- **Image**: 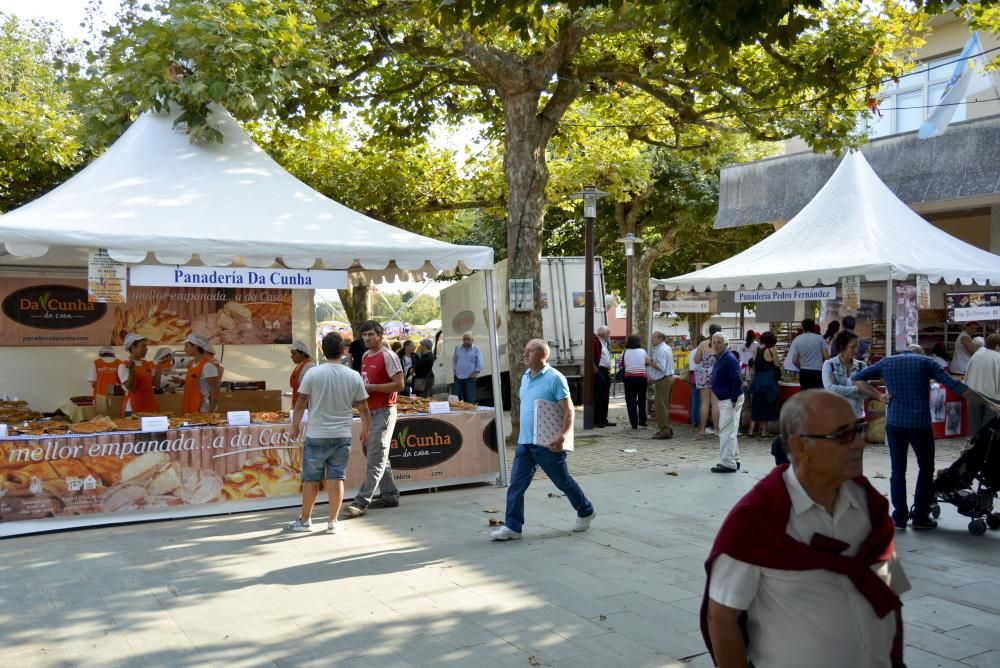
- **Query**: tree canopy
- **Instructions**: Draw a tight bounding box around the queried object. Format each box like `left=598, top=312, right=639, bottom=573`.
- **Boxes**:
left=0, top=14, right=86, bottom=212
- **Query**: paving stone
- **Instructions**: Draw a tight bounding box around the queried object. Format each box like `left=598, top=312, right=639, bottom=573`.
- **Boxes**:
left=903, top=627, right=989, bottom=661
left=0, top=407, right=989, bottom=666
left=902, top=646, right=975, bottom=668
left=945, top=624, right=1000, bottom=650
left=960, top=649, right=1000, bottom=667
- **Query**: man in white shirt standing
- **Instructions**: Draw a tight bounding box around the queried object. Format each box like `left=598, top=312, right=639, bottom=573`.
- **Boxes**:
left=648, top=331, right=675, bottom=439
left=703, top=390, right=909, bottom=668
left=288, top=332, right=370, bottom=534
left=950, top=321, right=979, bottom=375
left=593, top=326, right=614, bottom=427
left=788, top=318, right=828, bottom=389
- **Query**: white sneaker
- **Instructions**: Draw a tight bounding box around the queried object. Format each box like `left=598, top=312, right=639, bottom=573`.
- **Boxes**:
left=705, top=427, right=716, bottom=435
left=573, top=511, right=596, bottom=533
left=288, top=517, right=312, bottom=532
left=326, top=521, right=342, bottom=535
left=490, top=525, right=522, bottom=541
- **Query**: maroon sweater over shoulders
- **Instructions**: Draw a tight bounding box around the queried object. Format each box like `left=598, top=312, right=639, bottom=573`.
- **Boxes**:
left=699, top=464, right=900, bottom=663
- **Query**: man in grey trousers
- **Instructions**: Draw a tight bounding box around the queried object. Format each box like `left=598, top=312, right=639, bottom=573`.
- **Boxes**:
left=343, top=320, right=404, bottom=517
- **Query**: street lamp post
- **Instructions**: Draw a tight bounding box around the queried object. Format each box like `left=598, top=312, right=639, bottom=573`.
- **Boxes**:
left=617, top=233, right=640, bottom=338
left=571, top=185, right=607, bottom=430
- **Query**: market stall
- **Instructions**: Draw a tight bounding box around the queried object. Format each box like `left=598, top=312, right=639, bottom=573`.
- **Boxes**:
left=0, top=105, right=505, bottom=535
left=0, top=400, right=499, bottom=537
left=656, top=152, right=1000, bottom=432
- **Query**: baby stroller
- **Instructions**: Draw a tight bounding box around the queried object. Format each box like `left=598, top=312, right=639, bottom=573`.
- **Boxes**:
left=930, top=416, right=1000, bottom=535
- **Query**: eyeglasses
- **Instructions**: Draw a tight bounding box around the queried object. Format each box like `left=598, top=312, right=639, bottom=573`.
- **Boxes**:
left=798, top=418, right=868, bottom=445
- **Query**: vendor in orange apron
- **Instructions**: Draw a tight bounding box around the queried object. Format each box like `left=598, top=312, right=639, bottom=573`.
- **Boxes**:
left=288, top=339, right=316, bottom=406
left=118, top=334, right=161, bottom=415
left=182, top=333, right=220, bottom=414
left=89, top=346, right=122, bottom=399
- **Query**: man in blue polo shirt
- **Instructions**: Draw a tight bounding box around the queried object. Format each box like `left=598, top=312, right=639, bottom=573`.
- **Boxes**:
left=853, top=350, right=1000, bottom=530
left=491, top=339, right=596, bottom=541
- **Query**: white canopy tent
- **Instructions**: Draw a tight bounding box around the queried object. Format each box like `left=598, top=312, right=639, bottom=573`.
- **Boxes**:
left=0, top=105, right=507, bottom=481
left=0, top=106, right=493, bottom=278
left=656, top=151, right=1000, bottom=354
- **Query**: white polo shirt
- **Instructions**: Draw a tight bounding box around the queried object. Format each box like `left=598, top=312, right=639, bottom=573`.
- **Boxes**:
left=709, top=467, right=910, bottom=668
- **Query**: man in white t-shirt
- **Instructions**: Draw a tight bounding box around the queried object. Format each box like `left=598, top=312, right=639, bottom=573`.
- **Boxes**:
left=950, top=321, right=979, bottom=375
left=648, top=331, right=675, bottom=439
left=288, top=332, right=370, bottom=534
left=788, top=318, right=828, bottom=390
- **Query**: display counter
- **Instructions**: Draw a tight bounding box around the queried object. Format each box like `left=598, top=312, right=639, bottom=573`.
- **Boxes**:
left=0, top=408, right=499, bottom=536
left=95, top=389, right=282, bottom=418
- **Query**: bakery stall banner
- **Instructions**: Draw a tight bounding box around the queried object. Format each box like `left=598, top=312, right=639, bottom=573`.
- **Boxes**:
left=0, top=411, right=498, bottom=530
left=652, top=288, right=714, bottom=314
left=129, top=266, right=347, bottom=290
left=946, top=291, right=1000, bottom=322
left=0, top=277, right=292, bottom=347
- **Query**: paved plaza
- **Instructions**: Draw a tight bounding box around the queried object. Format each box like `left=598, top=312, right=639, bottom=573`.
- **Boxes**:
left=1, top=399, right=999, bottom=667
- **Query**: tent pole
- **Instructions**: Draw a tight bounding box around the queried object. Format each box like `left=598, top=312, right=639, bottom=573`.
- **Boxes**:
left=484, top=268, right=509, bottom=487
left=885, top=272, right=894, bottom=357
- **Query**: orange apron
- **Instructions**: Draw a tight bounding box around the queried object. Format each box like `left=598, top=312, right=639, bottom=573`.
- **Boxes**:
left=182, top=358, right=210, bottom=414
left=289, top=360, right=312, bottom=406
left=125, top=360, right=159, bottom=414
left=93, top=358, right=122, bottom=398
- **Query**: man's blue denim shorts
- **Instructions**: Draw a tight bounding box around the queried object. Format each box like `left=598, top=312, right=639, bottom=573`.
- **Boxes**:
left=302, top=437, right=352, bottom=482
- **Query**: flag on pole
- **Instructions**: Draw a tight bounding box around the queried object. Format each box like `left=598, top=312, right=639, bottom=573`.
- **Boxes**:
left=918, top=33, right=994, bottom=139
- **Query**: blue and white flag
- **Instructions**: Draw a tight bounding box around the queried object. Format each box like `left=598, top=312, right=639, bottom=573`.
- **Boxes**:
left=918, top=33, right=993, bottom=139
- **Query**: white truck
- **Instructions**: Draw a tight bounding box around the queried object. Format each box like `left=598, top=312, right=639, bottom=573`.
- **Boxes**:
left=435, top=256, right=607, bottom=407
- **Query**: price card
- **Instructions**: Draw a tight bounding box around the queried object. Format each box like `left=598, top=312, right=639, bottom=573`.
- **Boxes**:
left=140, top=416, right=170, bottom=432
left=428, top=401, right=451, bottom=414
left=227, top=411, right=251, bottom=426
left=0, top=424, right=8, bottom=438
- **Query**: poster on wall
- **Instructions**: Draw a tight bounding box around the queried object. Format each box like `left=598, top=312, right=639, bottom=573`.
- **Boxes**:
left=87, top=249, right=127, bottom=304
left=946, top=292, right=1000, bottom=322
left=0, top=278, right=292, bottom=347
left=930, top=385, right=945, bottom=423
left=841, top=276, right=861, bottom=312
left=895, top=284, right=918, bottom=349
left=821, top=299, right=884, bottom=350
left=945, top=402, right=963, bottom=436
left=916, top=276, right=931, bottom=310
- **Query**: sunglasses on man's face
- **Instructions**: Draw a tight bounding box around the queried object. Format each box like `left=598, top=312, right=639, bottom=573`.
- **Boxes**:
left=799, top=418, right=868, bottom=445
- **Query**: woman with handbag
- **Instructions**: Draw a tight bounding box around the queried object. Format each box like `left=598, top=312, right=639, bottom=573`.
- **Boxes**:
left=618, top=334, right=650, bottom=429
left=412, top=338, right=436, bottom=397
left=400, top=340, right=416, bottom=395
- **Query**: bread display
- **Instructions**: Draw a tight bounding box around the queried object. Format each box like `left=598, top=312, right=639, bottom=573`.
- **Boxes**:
left=0, top=399, right=43, bottom=425
left=99, top=451, right=223, bottom=512
left=393, top=396, right=479, bottom=414
left=251, top=411, right=289, bottom=424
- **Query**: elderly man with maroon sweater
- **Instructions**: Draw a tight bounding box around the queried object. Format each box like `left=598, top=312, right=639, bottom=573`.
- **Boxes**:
left=702, top=390, right=910, bottom=668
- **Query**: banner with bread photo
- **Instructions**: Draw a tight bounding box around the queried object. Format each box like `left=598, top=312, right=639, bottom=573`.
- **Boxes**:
left=0, top=278, right=292, bottom=347
left=1, top=411, right=501, bottom=531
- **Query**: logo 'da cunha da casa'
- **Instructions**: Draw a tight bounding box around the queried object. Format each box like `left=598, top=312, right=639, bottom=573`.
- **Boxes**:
left=2, top=284, right=107, bottom=329
left=382, top=419, right=463, bottom=469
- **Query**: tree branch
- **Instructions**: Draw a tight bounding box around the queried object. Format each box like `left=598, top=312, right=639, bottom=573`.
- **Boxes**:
left=416, top=198, right=505, bottom=213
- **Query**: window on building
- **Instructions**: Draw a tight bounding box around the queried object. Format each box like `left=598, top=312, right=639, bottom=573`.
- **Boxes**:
left=862, top=52, right=968, bottom=138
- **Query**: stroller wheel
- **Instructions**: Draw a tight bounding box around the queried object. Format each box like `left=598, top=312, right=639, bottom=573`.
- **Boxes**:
left=969, top=519, right=988, bottom=536
left=930, top=503, right=941, bottom=519
left=988, top=514, right=1000, bottom=531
